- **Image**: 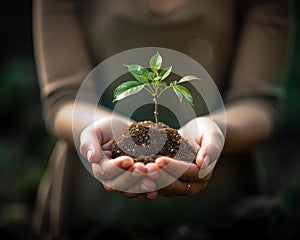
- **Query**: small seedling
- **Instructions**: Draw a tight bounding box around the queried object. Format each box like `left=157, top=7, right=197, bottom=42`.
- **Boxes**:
left=112, top=51, right=199, bottom=163
left=113, top=51, right=200, bottom=124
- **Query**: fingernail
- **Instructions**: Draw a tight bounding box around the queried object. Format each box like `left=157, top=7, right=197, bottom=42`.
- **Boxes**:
left=87, top=149, right=93, bottom=161
left=199, top=159, right=217, bottom=179
left=198, top=167, right=211, bottom=178
left=122, top=159, right=132, bottom=168
left=203, top=155, right=211, bottom=168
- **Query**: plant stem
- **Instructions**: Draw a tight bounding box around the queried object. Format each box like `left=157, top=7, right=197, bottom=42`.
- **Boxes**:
left=154, top=96, right=159, bottom=124
left=157, top=85, right=171, bottom=98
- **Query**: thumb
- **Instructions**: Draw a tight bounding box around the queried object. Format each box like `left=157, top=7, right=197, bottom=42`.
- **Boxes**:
left=195, top=129, right=224, bottom=178
left=80, top=126, right=103, bottom=163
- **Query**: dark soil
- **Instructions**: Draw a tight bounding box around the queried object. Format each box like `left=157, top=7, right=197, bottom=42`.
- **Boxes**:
left=112, top=121, right=196, bottom=164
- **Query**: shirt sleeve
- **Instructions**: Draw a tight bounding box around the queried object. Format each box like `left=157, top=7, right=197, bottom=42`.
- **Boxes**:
left=33, top=0, right=93, bottom=134
left=226, top=0, right=292, bottom=128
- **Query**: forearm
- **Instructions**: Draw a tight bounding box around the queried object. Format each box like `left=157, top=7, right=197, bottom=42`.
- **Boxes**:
left=216, top=0, right=290, bottom=154
left=53, top=101, right=132, bottom=146
left=212, top=100, right=273, bottom=154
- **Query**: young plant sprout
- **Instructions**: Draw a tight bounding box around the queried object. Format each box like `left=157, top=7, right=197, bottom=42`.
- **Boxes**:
left=113, top=51, right=200, bottom=124
left=111, top=52, right=199, bottom=163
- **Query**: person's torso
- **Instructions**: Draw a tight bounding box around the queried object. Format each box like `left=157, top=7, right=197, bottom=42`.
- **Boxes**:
left=76, top=0, right=238, bottom=88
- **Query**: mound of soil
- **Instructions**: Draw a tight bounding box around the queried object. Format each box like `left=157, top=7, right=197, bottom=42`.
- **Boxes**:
left=112, top=121, right=196, bottom=164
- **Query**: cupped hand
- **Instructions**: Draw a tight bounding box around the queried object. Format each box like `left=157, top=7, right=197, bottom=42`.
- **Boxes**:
left=145, top=157, right=211, bottom=197
left=79, top=118, right=158, bottom=199
left=178, top=117, right=225, bottom=178
left=144, top=117, right=224, bottom=198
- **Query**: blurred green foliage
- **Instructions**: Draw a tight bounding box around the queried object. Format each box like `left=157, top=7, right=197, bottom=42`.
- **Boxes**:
left=254, top=1, right=300, bottom=230
left=0, top=57, right=55, bottom=237
left=285, top=6, right=300, bottom=128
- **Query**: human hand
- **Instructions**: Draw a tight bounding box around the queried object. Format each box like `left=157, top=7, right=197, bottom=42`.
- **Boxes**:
left=143, top=117, right=224, bottom=198
left=79, top=118, right=158, bottom=199
left=145, top=157, right=211, bottom=197
left=178, top=117, right=225, bottom=178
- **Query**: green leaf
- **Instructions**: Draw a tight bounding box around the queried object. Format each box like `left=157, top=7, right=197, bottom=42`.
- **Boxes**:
left=172, top=85, right=194, bottom=106
left=150, top=52, right=162, bottom=73
left=114, top=80, right=141, bottom=95
left=148, top=72, right=156, bottom=81
left=172, top=85, right=183, bottom=103
left=124, top=64, right=148, bottom=83
left=113, top=81, right=145, bottom=102
left=178, top=75, right=200, bottom=83
left=159, top=66, right=172, bottom=80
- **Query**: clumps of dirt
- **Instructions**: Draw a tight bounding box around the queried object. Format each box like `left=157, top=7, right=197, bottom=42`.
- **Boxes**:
left=112, top=121, right=196, bottom=164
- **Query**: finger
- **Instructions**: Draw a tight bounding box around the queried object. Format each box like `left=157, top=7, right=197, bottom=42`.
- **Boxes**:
left=126, top=163, right=159, bottom=199
left=102, top=183, right=118, bottom=193
left=136, top=194, right=148, bottom=200
left=92, top=156, right=134, bottom=181
left=133, top=162, right=147, bottom=173
left=103, top=165, right=148, bottom=192
left=160, top=180, right=207, bottom=197
left=102, top=156, right=134, bottom=172
left=196, top=128, right=224, bottom=168
left=80, top=127, right=103, bottom=163
left=196, top=142, right=220, bottom=179
left=196, top=143, right=220, bottom=168
left=201, top=170, right=213, bottom=182
left=103, top=150, right=112, bottom=158
left=161, top=180, right=187, bottom=196
left=152, top=166, right=208, bottom=197
left=150, top=165, right=179, bottom=191
left=101, top=139, right=114, bottom=151
left=146, top=191, right=158, bottom=199
left=121, top=192, right=139, bottom=198
left=121, top=191, right=158, bottom=200
left=158, top=189, right=175, bottom=198
left=121, top=192, right=157, bottom=199
left=155, top=157, right=200, bottom=181
left=198, top=160, right=217, bottom=179
left=120, top=178, right=157, bottom=198
left=145, top=162, right=161, bottom=180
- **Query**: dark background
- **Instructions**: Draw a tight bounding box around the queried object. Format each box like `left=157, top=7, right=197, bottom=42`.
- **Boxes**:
left=0, top=0, right=300, bottom=239
left=0, top=1, right=56, bottom=238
